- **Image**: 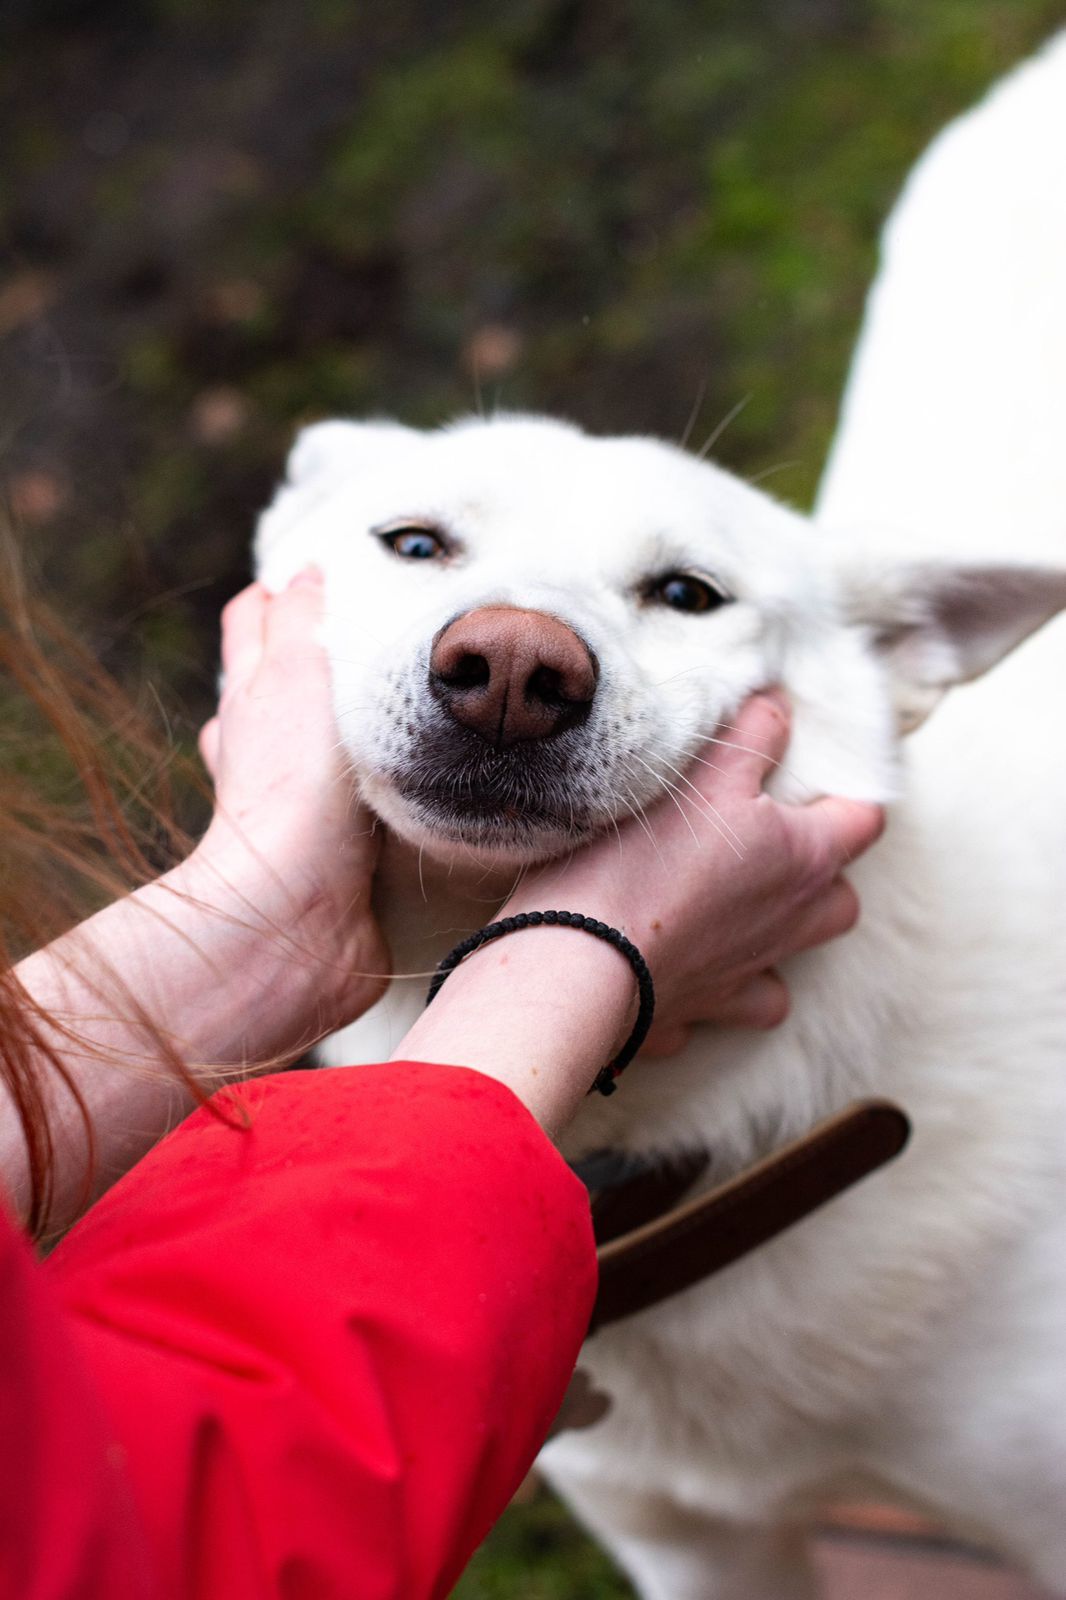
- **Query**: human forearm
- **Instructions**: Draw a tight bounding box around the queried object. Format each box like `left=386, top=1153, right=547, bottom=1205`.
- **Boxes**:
left=6, top=835, right=374, bottom=1232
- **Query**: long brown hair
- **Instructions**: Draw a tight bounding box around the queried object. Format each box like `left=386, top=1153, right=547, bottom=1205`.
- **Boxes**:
left=0, top=529, right=206, bottom=1238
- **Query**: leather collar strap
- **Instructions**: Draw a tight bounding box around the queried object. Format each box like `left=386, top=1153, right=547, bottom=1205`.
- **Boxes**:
left=549, top=1101, right=910, bottom=1437
left=581, top=1147, right=712, bottom=1246
left=589, top=1099, right=910, bottom=1334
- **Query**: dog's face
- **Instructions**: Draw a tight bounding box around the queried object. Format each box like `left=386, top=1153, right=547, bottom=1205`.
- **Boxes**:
left=255, top=414, right=1066, bottom=865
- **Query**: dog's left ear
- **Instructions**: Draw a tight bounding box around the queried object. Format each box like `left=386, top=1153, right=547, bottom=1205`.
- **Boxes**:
left=840, top=560, right=1066, bottom=733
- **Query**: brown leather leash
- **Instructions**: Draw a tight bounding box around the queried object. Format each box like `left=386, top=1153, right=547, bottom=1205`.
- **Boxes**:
left=551, top=1100, right=910, bottom=1435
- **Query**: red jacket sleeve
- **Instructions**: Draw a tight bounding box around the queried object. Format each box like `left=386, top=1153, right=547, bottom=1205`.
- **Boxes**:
left=0, top=1200, right=159, bottom=1600
left=8, top=1061, right=596, bottom=1600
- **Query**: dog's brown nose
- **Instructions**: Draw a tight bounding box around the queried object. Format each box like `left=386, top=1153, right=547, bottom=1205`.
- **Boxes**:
left=430, top=606, right=597, bottom=745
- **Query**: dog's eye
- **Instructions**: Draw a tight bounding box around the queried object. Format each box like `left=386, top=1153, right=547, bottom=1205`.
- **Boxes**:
left=649, top=572, right=732, bottom=614
left=378, top=525, right=448, bottom=561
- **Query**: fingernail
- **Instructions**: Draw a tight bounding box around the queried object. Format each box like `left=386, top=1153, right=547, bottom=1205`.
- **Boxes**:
left=761, top=686, right=791, bottom=714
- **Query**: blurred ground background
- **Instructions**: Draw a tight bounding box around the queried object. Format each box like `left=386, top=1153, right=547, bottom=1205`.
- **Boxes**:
left=1, top=0, right=1063, bottom=1591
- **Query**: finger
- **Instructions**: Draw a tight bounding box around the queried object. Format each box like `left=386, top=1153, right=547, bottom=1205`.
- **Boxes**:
left=261, top=566, right=326, bottom=661
left=706, top=971, right=790, bottom=1030
left=219, top=584, right=268, bottom=684
left=795, top=795, right=885, bottom=869
left=640, top=1023, right=693, bottom=1058
left=198, top=717, right=220, bottom=779
left=693, top=690, right=791, bottom=798
left=779, top=877, right=861, bottom=957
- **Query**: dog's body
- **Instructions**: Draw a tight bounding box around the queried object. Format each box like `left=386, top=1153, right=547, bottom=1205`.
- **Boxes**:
left=254, top=35, right=1066, bottom=1599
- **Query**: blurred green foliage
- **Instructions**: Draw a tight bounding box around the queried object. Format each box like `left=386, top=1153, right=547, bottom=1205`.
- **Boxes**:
left=1, top=0, right=1064, bottom=1586
left=2, top=0, right=1063, bottom=732
left=455, top=1483, right=633, bottom=1598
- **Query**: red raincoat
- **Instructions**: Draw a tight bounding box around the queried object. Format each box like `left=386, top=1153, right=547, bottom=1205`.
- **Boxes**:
left=0, top=1061, right=597, bottom=1599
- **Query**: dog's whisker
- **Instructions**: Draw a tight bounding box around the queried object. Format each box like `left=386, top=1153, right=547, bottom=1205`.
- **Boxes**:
left=690, top=731, right=818, bottom=799
left=611, top=810, right=625, bottom=858
left=643, top=735, right=734, bottom=786
left=657, top=773, right=736, bottom=853
left=678, top=750, right=730, bottom=778
left=617, top=780, right=666, bottom=866
left=679, top=376, right=709, bottom=452
left=506, top=863, right=531, bottom=902
left=630, top=753, right=706, bottom=850
left=747, top=459, right=802, bottom=488
left=644, top=761, right=745, bottom=859
left=650, top=664, right=732, bottom=687
left=644, top=745, right=747, bottom=850
left=706, top=718, right=780, bottom=741
left=696, top=394, right=752, bottom=462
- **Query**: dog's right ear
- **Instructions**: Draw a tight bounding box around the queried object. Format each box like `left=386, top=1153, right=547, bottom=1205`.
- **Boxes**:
left=284, top=419, right=418, bottom=487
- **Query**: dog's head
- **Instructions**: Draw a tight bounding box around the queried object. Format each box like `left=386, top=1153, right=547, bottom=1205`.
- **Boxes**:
left=256, top=413, right=1066, bottom=865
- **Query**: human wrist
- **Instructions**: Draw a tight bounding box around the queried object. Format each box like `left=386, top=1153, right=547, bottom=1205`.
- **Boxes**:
left=393, top=921, right=637, bottom=1137
left=191, top=815, right=332, bottom=920
left=167, top=835, right=384, bottom=1056
left=501, top=877, right=624, bottom=929
left=427, top=910, right=655, bottom=1096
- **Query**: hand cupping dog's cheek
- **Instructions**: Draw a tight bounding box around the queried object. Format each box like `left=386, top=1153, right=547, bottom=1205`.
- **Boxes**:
left=195, top=570, right=390, bottom=1035
left=499, top=694, right=883, bottom=1044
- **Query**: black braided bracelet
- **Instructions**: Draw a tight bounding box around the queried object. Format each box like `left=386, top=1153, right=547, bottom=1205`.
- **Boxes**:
left=425, top=910, right=655, bottom=1097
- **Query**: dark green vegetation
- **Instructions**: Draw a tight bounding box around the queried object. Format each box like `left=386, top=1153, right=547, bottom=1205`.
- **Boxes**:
left=3, top=0, right=1062, bottom=723
left=456, top=1481, right=634, bottom=1598
left=1, top=0, right=1063, bottom=1587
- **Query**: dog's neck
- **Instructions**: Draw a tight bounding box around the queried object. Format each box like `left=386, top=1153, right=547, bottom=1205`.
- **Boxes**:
left=371, top=832, right=518, bottom=973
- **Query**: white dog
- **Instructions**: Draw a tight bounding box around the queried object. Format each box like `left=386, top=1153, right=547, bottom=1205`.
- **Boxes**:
left=253, top=34, right=1066, bottom=1600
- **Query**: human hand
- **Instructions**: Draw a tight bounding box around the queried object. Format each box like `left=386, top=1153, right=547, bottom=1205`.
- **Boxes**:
left=504, top=693, right=884, bottom=1056
left=195, top=569, right=389, bottom=1036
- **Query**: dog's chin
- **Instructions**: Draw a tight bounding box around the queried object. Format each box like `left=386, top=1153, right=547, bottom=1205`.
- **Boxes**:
left=361, top=772, right=600, bottom=867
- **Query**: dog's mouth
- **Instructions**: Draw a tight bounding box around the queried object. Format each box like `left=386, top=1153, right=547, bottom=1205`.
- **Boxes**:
left=397, top=773, right=595, bottom=851
left=390, top=729, right=599, bottom=854
left=402, top=782, right=585, bottom=846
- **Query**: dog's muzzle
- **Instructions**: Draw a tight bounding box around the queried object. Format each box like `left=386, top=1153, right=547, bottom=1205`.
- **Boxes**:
left=389, top=606, right=602, bottom=853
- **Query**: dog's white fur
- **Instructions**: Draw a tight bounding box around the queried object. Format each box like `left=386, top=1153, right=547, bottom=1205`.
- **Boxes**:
left=254, top=34, right=1066, bottom=1599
